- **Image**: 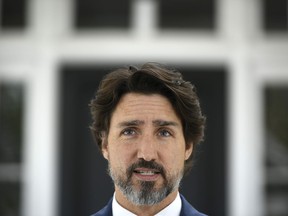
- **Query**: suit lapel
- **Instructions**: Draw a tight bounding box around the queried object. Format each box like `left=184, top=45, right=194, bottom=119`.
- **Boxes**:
left=91, top=198, right=113, bottom=216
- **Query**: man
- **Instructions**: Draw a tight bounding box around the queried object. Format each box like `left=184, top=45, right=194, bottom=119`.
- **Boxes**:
left=90, top=63, right=207, bottom=216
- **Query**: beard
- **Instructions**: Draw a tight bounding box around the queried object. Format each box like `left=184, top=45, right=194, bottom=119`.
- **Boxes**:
left=108, top=159, right=183, bottom=206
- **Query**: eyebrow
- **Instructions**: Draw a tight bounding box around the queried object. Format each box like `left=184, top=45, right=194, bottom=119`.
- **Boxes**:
left=152, top=120, right=179, bottom=127
left=117, top=120, right=179, bottom=128
left=117, top=120, right=144, bottom=128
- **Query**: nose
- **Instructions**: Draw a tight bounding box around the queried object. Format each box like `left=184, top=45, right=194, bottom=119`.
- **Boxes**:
left=137, top=134, right=158, bottom=161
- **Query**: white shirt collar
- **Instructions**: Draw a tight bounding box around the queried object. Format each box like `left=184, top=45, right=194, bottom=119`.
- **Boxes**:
left=112, top=192, right=182, bottom=216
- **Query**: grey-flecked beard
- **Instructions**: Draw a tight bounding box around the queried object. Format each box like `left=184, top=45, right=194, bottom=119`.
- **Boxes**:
left=108, top=160, right=183, bottom=206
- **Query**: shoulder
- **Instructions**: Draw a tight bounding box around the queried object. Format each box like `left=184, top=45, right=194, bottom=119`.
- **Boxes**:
left=180, top=194, right=208, bottom=216
left=90, top=198, right=113, bottom=216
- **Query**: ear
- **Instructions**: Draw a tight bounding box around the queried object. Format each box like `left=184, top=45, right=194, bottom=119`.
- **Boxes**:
left=185, top=142, right=193, bottom=160
left=100, top=132, right=109, bottom=160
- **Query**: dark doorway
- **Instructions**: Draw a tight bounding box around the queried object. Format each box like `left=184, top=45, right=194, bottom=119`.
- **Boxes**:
left=58, top=64, right=227, bottom=216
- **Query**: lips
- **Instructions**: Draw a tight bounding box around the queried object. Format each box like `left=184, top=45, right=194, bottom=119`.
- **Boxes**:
left=135, top=170, right=159, bottom=175
left=134, top=168, right=161, bottom=175
left=133, top=168, right=161, bottom=181
left=127, top=159, right=165, bottom=182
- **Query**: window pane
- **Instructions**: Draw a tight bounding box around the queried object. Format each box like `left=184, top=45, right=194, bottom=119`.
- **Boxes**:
left=0, top=0, right=27, bottom=29
left=159, top=0, right=215, bottom=30
left=74, top=0, right=131, bottom=29
left=263, top=0, right=288, bottom=31
left=0, top=84, right=24, bottom=163
left=0, top=182, right=21, bottom=216
left=265, top=87, right=288, bottom=216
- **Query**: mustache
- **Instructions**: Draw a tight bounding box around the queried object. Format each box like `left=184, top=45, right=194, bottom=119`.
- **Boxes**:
left=126, top=159, right=166, bottom=179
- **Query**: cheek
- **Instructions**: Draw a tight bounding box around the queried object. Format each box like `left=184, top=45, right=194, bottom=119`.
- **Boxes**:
left=161, top=148, right=186, bottom=171
left=171, top=143, right=187, bottom=168
left=107, top=143, right=135, bottom=167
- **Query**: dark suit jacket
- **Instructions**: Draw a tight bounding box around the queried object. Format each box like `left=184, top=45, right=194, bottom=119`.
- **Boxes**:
left=91, top=194, right=207, bottom=216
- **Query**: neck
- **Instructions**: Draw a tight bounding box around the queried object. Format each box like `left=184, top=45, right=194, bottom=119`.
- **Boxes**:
left=115, top=187, right=178, bottom=216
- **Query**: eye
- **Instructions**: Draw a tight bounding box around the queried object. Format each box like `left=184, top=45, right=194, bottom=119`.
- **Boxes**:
left=158, top=129, right=172, bottom=137
left=121, top=128, right=137, bottom=136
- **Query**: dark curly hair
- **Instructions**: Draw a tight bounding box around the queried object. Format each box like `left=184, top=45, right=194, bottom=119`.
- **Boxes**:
left=90, top=63, right=206, bottom=175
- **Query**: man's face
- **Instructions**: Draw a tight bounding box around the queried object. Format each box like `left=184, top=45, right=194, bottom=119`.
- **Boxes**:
left=102, top=93, right=193, bottom=205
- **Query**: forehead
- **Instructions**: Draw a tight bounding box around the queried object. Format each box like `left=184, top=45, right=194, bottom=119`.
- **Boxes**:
left=111, top=93, right=181, bottom=124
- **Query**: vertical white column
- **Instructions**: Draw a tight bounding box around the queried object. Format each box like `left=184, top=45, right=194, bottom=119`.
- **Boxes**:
left=131, top=0, right=157, bottom=38
left=220, top=0, right=265, bottom=215
left=22, top=0, right=61, bottom=215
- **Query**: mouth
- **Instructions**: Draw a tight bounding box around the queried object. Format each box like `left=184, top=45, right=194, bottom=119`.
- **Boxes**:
left=133, top=168, right=161, bottom=181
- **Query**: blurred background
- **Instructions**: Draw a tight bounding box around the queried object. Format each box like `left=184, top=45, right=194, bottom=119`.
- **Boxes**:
left=0, top=0, right=288, bottom=215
